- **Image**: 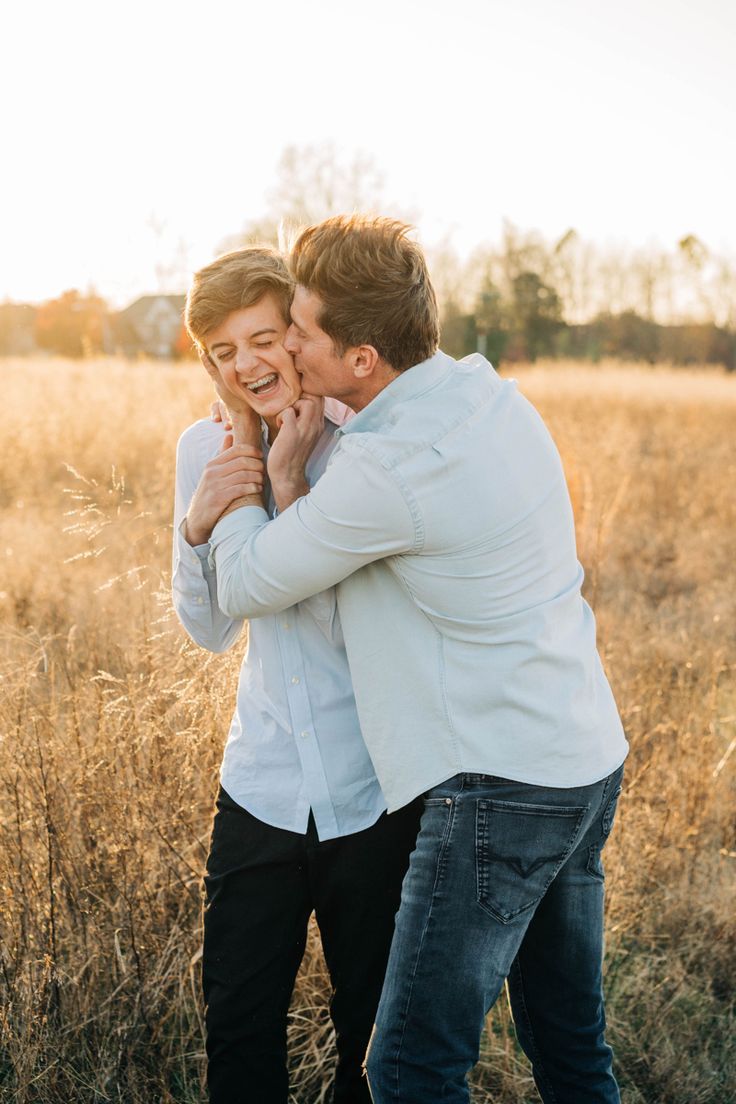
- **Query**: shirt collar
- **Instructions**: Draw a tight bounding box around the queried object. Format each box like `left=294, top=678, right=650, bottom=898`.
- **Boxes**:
left=337, top=351, right=454, bottom=436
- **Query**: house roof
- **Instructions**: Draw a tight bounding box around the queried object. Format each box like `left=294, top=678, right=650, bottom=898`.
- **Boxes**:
left=119, top=294, right=186, bottom=322
left=112, top=294, right=187, bottom=351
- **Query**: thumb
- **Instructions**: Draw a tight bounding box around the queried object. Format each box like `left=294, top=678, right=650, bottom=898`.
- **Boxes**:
left=219, top=431, right=234, bottom=453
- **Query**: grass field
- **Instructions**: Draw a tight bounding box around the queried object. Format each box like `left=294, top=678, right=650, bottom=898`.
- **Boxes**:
left=1, top=356, right=734, bottom=1103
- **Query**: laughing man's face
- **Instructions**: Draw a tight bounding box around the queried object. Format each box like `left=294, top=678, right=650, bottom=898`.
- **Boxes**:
left=205, top=294, right=300, bottom=419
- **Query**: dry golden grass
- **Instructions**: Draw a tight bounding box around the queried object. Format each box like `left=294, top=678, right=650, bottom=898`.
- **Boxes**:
left=0, top=356, right=734, bottom=1103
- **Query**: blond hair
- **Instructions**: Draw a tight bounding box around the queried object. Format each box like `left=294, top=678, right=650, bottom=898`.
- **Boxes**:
left=185, top=246, right=294, bottom=348
left=289, top=215, right=440, bottom=372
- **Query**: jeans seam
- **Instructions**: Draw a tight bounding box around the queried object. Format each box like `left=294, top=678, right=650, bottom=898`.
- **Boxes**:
left=390, top=799, right=457, bottom=1099
left=511, top=957, right=559, bottom=1104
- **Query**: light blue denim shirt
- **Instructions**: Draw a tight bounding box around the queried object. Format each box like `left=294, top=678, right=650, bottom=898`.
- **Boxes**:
left=172, top=402, right=386, bottom=840
left=210, top=352, right=629, bottom=812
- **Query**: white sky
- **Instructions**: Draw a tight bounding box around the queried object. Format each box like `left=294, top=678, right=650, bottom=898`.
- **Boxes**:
left=2, top=0, right=734, bottom=306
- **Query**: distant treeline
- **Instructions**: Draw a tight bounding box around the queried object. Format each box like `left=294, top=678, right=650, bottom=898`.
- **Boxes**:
left=5, top=142, right=735, bottom=368
left=441, top=304, right=736, bottom=369
left=2, top=225, right=734, bottom=368
left=2, top=290, right=734, bottom=371
left=432, top=226, right=736, bottom=369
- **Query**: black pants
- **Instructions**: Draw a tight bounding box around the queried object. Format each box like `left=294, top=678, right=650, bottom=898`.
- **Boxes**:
left=203, top=788, right=421, bottom=1104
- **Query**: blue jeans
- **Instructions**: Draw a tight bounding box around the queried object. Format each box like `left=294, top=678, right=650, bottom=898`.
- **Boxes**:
left=365, top=766, right=624, bottom=1103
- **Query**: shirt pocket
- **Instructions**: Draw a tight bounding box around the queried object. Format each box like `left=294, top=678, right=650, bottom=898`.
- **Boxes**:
left=475, top=799, right=589, bottom=924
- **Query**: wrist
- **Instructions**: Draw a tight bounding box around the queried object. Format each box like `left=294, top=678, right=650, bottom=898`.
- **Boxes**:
left=273, top=476, right=309, bottom=513
left=184, top=517, right=211, bottom=546
left=219, top=490, right=265, bottom=521
left=230, top=409, right=263, bottom=448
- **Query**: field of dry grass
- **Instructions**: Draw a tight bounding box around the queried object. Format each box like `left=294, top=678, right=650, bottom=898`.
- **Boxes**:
left=0, top=356, right=734, bottom=1103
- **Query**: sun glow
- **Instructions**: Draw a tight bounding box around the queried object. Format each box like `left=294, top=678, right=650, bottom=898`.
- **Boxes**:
left=2, top=0, right=734, bottom=307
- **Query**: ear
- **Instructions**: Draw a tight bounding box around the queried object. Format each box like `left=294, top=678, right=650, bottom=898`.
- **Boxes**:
left=351, top=344, right=382, bottom=380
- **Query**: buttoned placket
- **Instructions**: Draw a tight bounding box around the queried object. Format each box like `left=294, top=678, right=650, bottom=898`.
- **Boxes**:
left=274, top=607, right=340, bottom=839
left=261, top=432, right=340, bottom=840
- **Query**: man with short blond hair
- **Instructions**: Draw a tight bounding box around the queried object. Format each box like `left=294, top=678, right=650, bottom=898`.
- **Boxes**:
left=208, top=215, right=628, bottom=1104
left=173, top=244, right=420, bottom=1104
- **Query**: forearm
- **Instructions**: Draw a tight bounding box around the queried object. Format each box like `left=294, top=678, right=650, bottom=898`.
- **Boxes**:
left=210, top=453, right=417, bottom=620
left=219, top=411, right=267, bottom=518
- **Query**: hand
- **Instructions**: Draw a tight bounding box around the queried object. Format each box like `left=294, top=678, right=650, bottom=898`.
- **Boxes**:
left=267, top=395, right=325, bottom=512
left=198, top=349, right=261, bottom=443
left=184, top=433, right=265, bottom=546
left=210, top=398, right=232, bottom=430
left=209, top=401, right=265, bottom=451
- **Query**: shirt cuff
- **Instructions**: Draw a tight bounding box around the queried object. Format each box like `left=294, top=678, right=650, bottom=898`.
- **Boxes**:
left=176, top=520, right=214, bottom=574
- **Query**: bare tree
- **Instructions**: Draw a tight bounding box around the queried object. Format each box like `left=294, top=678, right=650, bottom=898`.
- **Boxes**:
left=220, top=142, right=408, bottom=253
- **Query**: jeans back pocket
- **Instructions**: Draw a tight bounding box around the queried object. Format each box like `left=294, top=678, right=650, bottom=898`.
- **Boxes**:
left=475, top=799, right=588, bottom=924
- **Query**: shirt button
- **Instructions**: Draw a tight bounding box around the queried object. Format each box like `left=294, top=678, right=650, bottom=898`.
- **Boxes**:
left=194, top=596, right=204, bottom=605
left=282, top=621, right=290, bottom=629
left=300, top=730, right=309, bottom=739
left=291, top=676, right=300, bottom=685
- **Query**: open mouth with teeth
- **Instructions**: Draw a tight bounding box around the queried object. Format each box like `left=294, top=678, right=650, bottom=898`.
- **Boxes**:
left=245, top=373, right=280, bottom=396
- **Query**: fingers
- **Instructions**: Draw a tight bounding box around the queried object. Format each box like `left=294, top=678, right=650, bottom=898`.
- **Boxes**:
left=215, top=439, right=262, bottom=461
left=293, top=397, right=325, bottom=428
left=296, top=393, right=324, bottom=410
left=276, top=402, right=322, bottom=432
left=276, top=407, right=297, bottom=432
left=211, top=399, right=232, bottom=427
left=214, top=460, right=265, bottom=484
left=212, top=482, right=264, bottom=512
left=229, top=482, right=264, bottom=497
left=206, top=449, right=265, bottom=487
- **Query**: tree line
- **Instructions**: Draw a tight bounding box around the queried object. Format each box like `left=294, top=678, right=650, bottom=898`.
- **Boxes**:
left=2, top=145, right=734, bottom=368
left=430, top=225, right=735, bottom=367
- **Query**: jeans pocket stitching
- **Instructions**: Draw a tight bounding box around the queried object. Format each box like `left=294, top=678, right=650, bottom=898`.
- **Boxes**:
left=475, top=799, right=589, bottom=924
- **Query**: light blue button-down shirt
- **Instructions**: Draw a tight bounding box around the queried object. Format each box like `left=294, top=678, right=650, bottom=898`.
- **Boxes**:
left=210, top=352, right=629, bottom=812
left=171, top=402, right=386, bottom=840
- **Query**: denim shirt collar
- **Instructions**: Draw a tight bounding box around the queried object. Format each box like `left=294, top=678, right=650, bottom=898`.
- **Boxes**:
left=337, top=351, right=455, bottom=436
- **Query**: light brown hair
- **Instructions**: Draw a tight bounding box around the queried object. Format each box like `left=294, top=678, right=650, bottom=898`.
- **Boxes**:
left=185, top=246, right=294, bottom=348
left=288, top=215, right=440, bottom=372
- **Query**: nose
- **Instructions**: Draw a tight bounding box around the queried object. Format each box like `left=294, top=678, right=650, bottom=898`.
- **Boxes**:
left=234, top=347, right=259, bottom=375
left=283, top=324, right=298, bottom=355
